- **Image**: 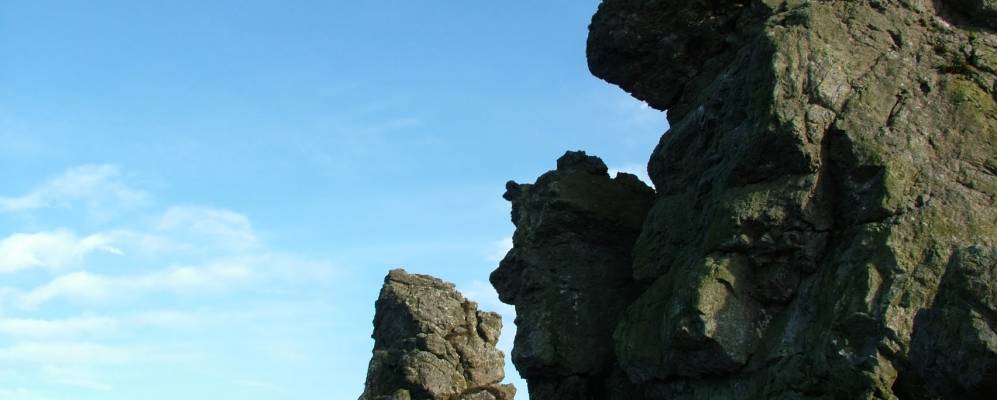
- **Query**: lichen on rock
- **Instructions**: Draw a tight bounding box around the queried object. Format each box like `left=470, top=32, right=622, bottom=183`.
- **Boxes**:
left=359, top=269, right=515, bottom=400
left=491, top=0, right=996, bottom=399
left=490, top=150, right=655, bottom=399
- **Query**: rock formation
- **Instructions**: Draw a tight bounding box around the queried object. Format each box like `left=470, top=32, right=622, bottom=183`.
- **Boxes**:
left=493, top=0, right=996, bottom=399
left=359, top=269, right=515, bottom=400
left=491, top=151, right=655, bottom=399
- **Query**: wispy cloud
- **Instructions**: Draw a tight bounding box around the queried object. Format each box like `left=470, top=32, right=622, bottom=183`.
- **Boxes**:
left=0, top=230, right=122, bottom=273
left=17, top=272, right=114, bottom=308
left=10, top=253, right=335, bottom=310
left=0, top=316, right=118, bottom=339
left=157, top=206, right=258, bottom=251
left=42, top=365, right=112, bottom=391
left=0, top=342, right=133, bottom=365
left=0, top=164, right=148, bottom=213
left=129, top=310, right=202, bottom=328
left=0, top=387, right=45, bottom=400
left=2, top=206, right=266, bottom=265
left=0, top=312, right=213, bottom=340
left=18, top=261, right=253, bottom=308
left=0, top=164, right=341, bottom=397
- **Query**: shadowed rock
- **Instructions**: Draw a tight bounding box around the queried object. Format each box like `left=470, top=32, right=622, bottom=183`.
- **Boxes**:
left=910, top=246, right=997, bottom=399
left=359, top=269, right=515, bottom=400
left=492, top=0, right=995, bottom=399
left=490, top=151, right=654, bottom=399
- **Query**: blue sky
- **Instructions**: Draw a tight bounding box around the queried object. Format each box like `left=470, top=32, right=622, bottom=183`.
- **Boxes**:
left=0, top=1, right=665, bottom=398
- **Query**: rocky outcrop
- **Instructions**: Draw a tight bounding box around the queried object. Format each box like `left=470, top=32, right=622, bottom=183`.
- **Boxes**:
left=491, top=151, right=655, bottom=399
left=359, top=269, right=515, bottom=400
left=495, top=0, right=996, bottom=399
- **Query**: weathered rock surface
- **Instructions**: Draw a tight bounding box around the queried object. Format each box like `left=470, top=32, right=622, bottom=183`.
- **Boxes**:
left=491, top=151, right=655, bottom=399
left=494, top=0, right=996, bottom=399
left=359, top=269, right=515, bottom=400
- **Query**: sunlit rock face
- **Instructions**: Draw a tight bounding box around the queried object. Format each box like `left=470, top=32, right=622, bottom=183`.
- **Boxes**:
left=493, top=0, right=996, bottom=399
left=359, top=269, right=515, bottom=400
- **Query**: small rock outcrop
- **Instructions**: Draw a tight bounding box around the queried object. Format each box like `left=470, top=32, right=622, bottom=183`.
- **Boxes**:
left=359, top=269, right=515, bottom=400
left=493, top=0, right=996, bottom=399
left=491, top=151, right=655, bottom=399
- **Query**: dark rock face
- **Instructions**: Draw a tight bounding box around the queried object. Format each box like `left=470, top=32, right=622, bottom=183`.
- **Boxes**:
left=359, top=269, right=515, bottom=400
left=494, top=0, right=996, bottom=399
left=490, top=151, right=654, bottom=399
left=948, top=0, right=997, bottom=27
left=587, top=0, right=763, bottom=112
left=909, top=246, right=997, bottom=399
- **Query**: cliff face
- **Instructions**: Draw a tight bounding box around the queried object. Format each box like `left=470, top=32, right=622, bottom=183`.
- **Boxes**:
left=359, top=270, right=515, bottom=400
left=494, top=0, right=996, bottom=399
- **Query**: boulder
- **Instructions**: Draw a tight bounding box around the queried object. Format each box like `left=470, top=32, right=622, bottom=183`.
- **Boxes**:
left=359, top=269, right=515, bottom=400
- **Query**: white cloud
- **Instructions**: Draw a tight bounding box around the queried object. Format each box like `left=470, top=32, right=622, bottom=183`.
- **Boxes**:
left=0, top=316, right=118, bottom=338
left=42, top=365, right=112, bottom=391
left=0, top=311, right=212, bottom=339
left=0, top=164, right=344, bottom=395
left=158, top=206, right=258, bottom=250
left=2, top=251, right=335, bottom=310
left=609, top=163, right=653, bottom=187
left=18, top=272, right=113, bottom=308
left=485, top=237, right=513, bottom=263
left=100, top=229, right=176, bottom=257
left=130, top=310, right=201, bottom=328
left=0, top=342, right=132, bottom=365
left=0, top=387, right=44, bottom=400
left=135, top=262, right=251, bottom=291
left=18, top=261, right=253, bottom=308
left=0, top=164, right=148, bottom=213
left=0, top=230, right=122, bottom=273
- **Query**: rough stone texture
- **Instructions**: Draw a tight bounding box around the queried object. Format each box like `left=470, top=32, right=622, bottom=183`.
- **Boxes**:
left=909, top=245, right=997, bottom=398
left=490, top=151, right=655, bottom=400
left=493, top=0, right=996, bottom=399
left=359, top=269, right=515, bottom=400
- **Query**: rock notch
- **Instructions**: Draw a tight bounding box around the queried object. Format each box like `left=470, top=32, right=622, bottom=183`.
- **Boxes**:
left=359, top=269, right=515, bottom=400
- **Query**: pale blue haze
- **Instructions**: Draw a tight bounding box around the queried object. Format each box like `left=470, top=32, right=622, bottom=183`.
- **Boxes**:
left=0, top=1, right=665, bottom=398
